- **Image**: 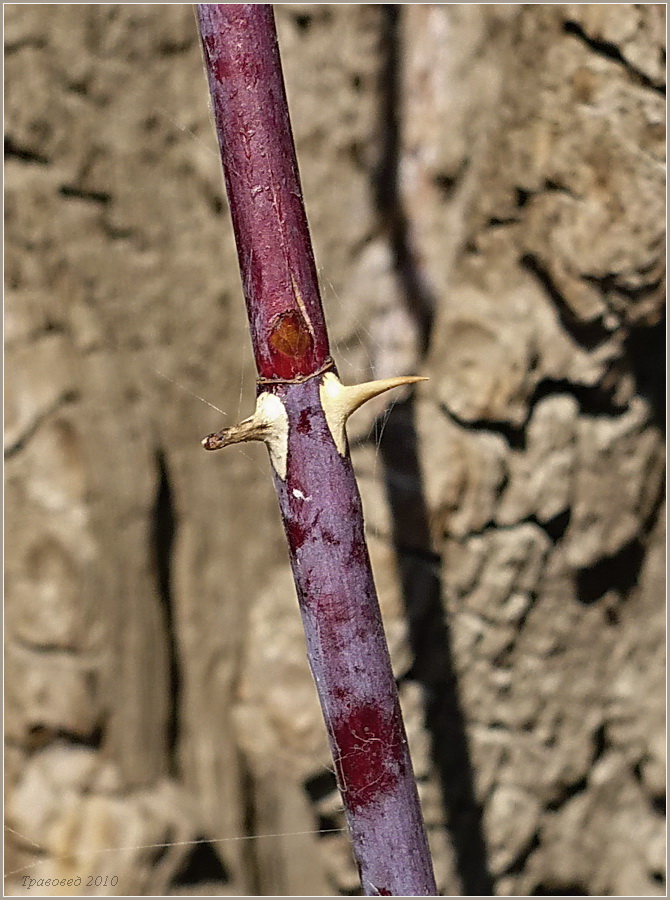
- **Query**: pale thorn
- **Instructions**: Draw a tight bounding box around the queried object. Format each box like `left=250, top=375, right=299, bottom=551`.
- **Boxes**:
left=201, top=415, right=269, bottom=450
left=320, top=371, right=428, bottom=455
left=202, top=392, right=289, bottom=479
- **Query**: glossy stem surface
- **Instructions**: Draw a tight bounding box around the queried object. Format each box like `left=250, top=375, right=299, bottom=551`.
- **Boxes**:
left=198, top=3, right=329, bottom=380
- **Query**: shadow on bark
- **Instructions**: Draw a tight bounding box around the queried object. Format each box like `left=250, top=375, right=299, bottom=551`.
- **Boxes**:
left=378, top=402, right=495, bottom=896
left=151, top=448, right=182, bottom=773
left=374, top=6, right=434, bottom=352
left=374, top=6, right=495, bottom=895
left=170, top=838, right=231, bottom=891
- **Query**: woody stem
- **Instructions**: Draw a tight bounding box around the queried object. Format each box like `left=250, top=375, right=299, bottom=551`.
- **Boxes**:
left=196, top=6, right=436, bottom=895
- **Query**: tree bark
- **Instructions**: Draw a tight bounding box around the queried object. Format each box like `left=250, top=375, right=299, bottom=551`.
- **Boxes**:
left=5, top=4, right=665, bottom=896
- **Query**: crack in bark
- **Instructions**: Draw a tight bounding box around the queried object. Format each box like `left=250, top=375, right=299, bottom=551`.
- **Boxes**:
left=583, top=272, right=665, bottom=308
left=150, top=448, right=181, bottom=775
left=169, top=837, right=231, bottom=891
left=59, top=184, right=112, bottom=205
left=632, top=760, right=666, bottom=815
left=516, top=180, right=577, bottom=209
left=576, top=537, right=646, bottom=606
left=625, top=317, right=666, bottom=433
left=450, top=512, right=570, bottom=550
left=502, top=830, right=542, bottom=878
left=4, top=36, right=47, bottom=54
left=157, top=36, right=196, bottom=57
left=439, top=367, right=632, bottom=454
left=520, top=254, right=614, bottom=350
left=237, top=754, right=262, bottom=895
left=563, top=20, right=666, bottom=95
left=5, top=136, right=49, bottom=166
left=544, top=725, right=607, bottom=814
left=4, top=390, right=79, bottom=460
left=532, top=882, right=590, bottom=896
left=25, top=724, right=104, bottom=751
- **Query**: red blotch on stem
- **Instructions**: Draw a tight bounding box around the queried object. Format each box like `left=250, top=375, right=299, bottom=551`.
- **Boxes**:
left=296, top=408, right=311, bottom=434
left=332, top=702, right=405, bottom=811
left=286, top=518, right=308, bottom=552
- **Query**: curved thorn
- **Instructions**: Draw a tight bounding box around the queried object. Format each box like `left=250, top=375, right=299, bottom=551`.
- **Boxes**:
left=202, top=392, right=289, bottom=479
left=320, top=372, right=427, bottom=455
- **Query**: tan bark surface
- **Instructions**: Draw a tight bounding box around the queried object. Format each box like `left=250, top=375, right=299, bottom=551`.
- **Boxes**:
left=5, top=5, right=665, bottom=896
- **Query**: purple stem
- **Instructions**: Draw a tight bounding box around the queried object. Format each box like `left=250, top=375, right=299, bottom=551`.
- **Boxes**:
left=196, top=5, right=437, bottom=895
left=198, top=3, right=329, bottom=381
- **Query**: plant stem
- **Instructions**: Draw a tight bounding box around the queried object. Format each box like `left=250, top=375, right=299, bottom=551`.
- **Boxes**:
left=196, top=5, right=437, bottom=895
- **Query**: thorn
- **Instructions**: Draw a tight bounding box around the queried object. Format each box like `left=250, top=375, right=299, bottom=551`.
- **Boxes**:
left=201, top=416, right=270, bottom=451
left=323, top=372, right=427, bottom=417
left=202, top=392, right=289, bottom=479
left=320, top=372, right=427, bottom=455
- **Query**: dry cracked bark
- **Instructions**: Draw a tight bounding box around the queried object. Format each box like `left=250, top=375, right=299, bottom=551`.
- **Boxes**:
left=398, top=5, right=665, bottom=895
left=5, top=4, right=665, bottom=897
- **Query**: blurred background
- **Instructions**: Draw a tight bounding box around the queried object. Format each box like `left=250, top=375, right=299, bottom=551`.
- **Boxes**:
left=5, top=4, right=665, bottom=896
